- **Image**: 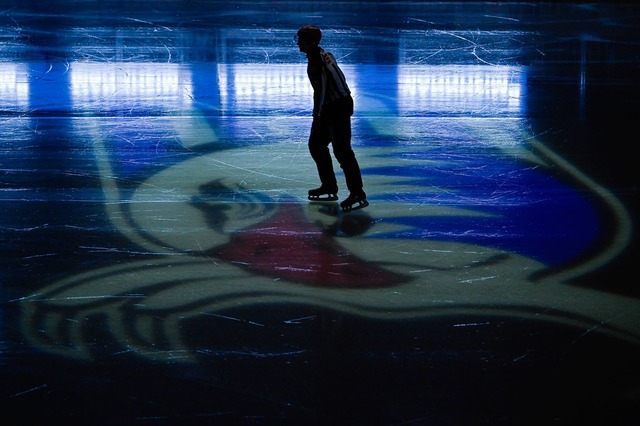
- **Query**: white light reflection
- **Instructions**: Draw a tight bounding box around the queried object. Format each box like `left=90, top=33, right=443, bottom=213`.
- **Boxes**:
left=67, top=62, right=525, bottom=116
left=70, top=63, right=193, bottom=113
left=215, top=63, right=523, bottom=117
left=398, top=65, right=525, bottom=116
left=0, top=63, right=29, bottom=112
left=217, top=64, right=315, bottom=114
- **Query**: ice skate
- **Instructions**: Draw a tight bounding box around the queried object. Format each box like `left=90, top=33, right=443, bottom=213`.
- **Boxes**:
left=340, top=191, right=369, bottom=212
left=308, top=185, right=338, bottom=202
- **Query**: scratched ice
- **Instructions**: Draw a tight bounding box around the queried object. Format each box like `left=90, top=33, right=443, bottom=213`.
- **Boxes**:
left=1, top=2, right=639, bottom=425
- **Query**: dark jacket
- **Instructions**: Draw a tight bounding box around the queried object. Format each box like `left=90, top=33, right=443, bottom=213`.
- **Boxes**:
left=306, top=45, right=351, bottom=117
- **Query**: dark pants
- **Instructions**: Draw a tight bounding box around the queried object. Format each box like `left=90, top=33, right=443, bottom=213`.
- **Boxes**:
left=308, top=96, right=363, bottom=194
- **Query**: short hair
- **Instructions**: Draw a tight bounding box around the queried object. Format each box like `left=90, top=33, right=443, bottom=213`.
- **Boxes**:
left=297, top=25, right=322, bottom=44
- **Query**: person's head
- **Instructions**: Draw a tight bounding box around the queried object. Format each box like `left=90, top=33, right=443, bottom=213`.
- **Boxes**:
left=295, top=25, right=321, bottom=53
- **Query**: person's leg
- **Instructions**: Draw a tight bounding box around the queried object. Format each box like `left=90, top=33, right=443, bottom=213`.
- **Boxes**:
left=308, top=116, right=338, bottom=191
left=330, top=113, right=363, bottom=194
left=327, top=98, right=367, bottom=211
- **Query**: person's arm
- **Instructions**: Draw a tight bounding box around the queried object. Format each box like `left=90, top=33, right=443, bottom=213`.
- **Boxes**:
left=309, top=51, right=326, bottom=117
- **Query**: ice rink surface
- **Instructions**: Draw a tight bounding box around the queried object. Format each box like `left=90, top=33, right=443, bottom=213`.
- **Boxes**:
left=2, top=1, right=640, bottom=424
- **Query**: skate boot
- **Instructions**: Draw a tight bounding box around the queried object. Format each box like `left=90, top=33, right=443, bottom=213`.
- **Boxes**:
left=308, top=185, right=338, bottom=202
left=340, top=191, right=369, bottom=212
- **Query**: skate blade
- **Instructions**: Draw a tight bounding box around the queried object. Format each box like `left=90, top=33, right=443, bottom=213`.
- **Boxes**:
left=308, top=195, right=338, bottom=202
left=342, top=199, right=369, bottom=212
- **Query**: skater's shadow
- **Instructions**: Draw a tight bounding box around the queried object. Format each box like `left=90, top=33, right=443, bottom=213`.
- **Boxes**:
left=313, top=203, right=375, bottom=238
left=190, top=179, right=375, bottom=240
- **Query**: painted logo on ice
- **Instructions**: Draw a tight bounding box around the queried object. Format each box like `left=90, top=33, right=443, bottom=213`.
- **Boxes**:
left=19, top=98, right=635, bottom=363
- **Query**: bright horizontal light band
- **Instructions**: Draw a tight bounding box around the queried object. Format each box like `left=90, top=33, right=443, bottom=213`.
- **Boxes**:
left=398, top=65, right=524, bottom=116
left=216, top=63, right=524, bottom=116
left=65, top=62, right=524, bottom=116
left=0, top=63, right=29, bottom=111
left=217, top=63, right=312, bottom=114
left=70, top=62, right=194, bottom=112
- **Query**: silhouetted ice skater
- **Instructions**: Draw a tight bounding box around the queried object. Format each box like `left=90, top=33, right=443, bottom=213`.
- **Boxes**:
left=295, top=25, right=368, bottom=212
